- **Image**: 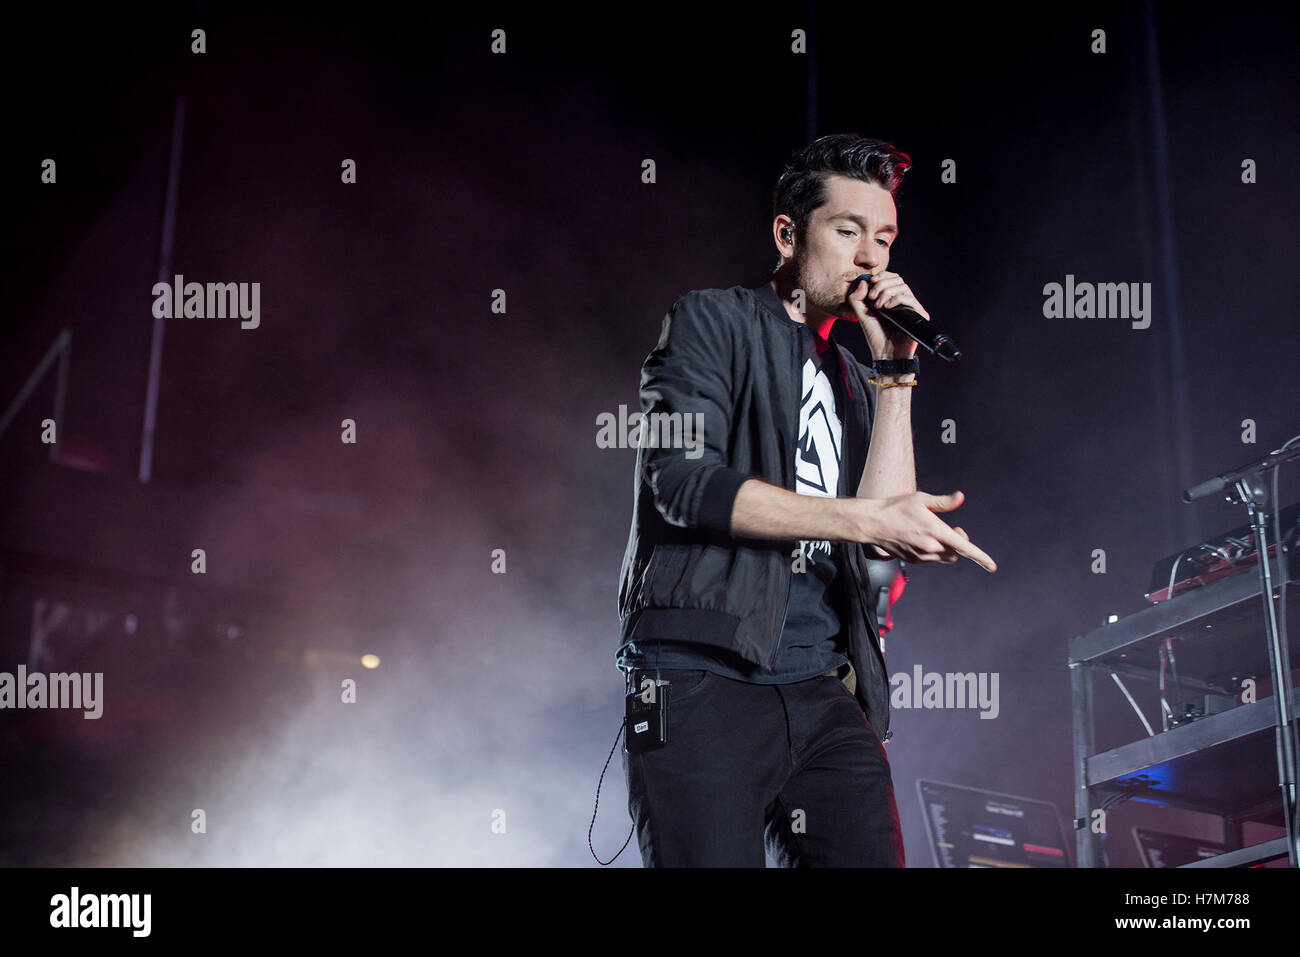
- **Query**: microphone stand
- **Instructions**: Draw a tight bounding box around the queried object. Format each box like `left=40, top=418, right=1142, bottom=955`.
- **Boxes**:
left=1186, top=442, right=1300, bottom=867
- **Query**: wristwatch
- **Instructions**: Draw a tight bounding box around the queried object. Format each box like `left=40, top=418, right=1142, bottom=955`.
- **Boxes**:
left=871, top=357, right=919, bottom=376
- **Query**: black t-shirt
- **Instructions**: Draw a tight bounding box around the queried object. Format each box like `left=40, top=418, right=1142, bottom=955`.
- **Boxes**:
left=621, top=323, right=848, bottom=682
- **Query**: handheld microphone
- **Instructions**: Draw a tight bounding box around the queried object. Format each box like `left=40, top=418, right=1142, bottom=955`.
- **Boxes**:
left=848, top=273, right=962, bottom=361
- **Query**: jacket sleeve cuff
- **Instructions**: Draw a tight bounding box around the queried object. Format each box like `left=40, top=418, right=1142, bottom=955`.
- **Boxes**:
left=696, top=466, right=751, bottom=535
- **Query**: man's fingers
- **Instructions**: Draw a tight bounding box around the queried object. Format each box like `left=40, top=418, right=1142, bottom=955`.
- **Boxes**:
left=923, top=490, right=965, bottom=512
left=866, top=275, right=903, bottom=302
left=918, top=536, right=947, bottom=556
left=878, top=493, right=992, bottom=569
left=917, top=496, right=993, bottom=570
left=946, top=533, right=996, bottom=573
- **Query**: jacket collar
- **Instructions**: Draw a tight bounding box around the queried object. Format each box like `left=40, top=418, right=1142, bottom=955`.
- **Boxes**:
left=749, top=280, right=858, bottom=403
left=752, top=278, right=800, bottom=327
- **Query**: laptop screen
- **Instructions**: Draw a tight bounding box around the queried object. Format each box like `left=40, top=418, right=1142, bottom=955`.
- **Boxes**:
left=917, top=778, right=1072, bottom=868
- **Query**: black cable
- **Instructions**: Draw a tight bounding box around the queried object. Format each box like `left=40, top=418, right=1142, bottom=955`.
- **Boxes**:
left=588, top=716, right=635, bottom=865
left=1100, top=778, right=1158, bottom=813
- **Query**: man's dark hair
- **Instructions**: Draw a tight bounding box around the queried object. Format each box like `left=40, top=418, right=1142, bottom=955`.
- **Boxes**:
left=771, top=133, right=912, bottom=270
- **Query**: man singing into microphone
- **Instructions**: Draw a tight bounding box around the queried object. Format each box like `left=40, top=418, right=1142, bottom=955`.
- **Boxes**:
left=616, top=133, right=997, bottom=867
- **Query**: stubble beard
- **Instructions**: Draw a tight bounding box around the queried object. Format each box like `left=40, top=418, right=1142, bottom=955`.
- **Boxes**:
left=793, top=249, right=847, bottom=320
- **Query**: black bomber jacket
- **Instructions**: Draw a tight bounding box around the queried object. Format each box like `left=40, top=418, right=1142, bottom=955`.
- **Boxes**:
left=616, top=279, right=894, bottom=744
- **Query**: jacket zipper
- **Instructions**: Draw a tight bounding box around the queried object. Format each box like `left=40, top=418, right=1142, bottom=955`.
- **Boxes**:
left=850, top=541, right=890, bottom=737
left=767, top=326, right=801, bottom=673
left=845, top=357, right=893, bottom=743
left=768, top=566, right=792, bottom=672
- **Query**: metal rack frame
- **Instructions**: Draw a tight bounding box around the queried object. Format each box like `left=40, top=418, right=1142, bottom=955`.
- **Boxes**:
left=1070, top=549, right=1297, bottom=867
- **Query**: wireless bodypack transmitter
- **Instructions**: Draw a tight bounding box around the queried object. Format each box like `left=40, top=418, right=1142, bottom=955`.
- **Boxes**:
left=624, top=668, right=668, bottom=754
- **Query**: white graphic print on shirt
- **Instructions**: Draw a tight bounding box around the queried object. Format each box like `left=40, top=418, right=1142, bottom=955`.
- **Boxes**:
left=795, top=340, right=841, bottom=566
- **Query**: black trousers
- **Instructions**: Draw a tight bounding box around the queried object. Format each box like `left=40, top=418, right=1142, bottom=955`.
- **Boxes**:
left=622, top=667, right=905, bottom=867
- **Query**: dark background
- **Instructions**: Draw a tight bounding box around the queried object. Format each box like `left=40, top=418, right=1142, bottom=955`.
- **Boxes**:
left=1, top=1, right=1296, bottom=866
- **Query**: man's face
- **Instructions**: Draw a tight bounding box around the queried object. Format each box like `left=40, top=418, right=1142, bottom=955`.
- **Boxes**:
left=791, top=174, right=898, bottom=319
